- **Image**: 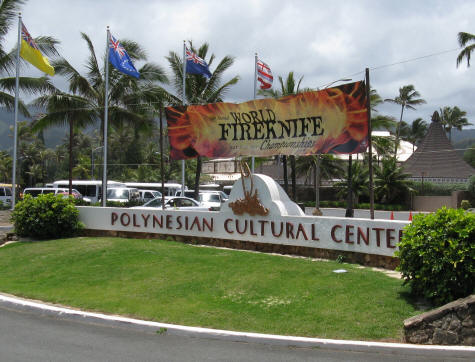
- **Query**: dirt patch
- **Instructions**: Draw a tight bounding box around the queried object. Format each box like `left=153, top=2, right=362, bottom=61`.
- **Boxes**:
left=0, top=210, right=12, bottom=226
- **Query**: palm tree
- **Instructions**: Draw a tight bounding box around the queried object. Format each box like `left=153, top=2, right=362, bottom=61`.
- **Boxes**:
left=407, top=118, right=427, bottom=152
left=439, top=106, right=472, bottom=142
left=166, top=41, right=239, bottom=200
left=32, top=33, right=168, bottom=193
left=374, top=157, right=413, bottom=204
left=336, top=161, right=369, bottom=205
left=0, top=151, right=12, bottom=182
left=295, top=154, right=345, bottom=209
left=259, top=71, right=312, bottom=200
left=385, top=85, right=426, bottom=156
left=0, top=0, right=58, bottom=117
left=370, top=88, right=383, bottom=113
left=456, top=32, right=475, bottom=68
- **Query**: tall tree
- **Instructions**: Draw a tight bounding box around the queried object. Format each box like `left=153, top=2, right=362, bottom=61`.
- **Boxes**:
left=259, top=72, right=312, bottom=200
left=407, top=118, right=427, bottom=151
left=336, top=161, right=369, bottom=205
left=374, top=157, right=413, bottom=204
left=439, top=106, right=472, bottom=142
left=385, top=85, right=426, bottom=157
left=166, top=41, right=239, bottom=200
left=456, top=32, right=475, bottom=68
left=32, top=33, right=168, bottom=193
left=295, top=154, right=345, bottom=208
left=0, top=0, right=58, bottom=119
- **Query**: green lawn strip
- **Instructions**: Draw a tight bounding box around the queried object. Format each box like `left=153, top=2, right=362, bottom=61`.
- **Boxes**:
left=0, top=237, right=420, bottom=341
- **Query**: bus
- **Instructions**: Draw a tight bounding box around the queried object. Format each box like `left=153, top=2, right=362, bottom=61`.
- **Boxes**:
left=124, top=182, right=184, bottom=197
left=51, top=180, right=126, bottom=203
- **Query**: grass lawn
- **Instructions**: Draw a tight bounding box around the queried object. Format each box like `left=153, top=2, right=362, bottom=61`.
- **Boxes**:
left=0, top=237, right=421, bottom=341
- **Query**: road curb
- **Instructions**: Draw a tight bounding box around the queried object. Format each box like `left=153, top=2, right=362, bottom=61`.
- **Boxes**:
left=0, top=293, right=474, bottom=358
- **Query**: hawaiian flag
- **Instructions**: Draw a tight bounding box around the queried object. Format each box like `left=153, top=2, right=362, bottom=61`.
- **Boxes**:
left=186, top=48, right=212, bottom=78
left=256, top=58, right=273, bottom=89
left=108, top=33, right=140, bottom=79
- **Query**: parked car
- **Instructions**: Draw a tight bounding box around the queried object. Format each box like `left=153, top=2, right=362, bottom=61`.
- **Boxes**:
left=138, top=189, right=162, bottom=203
left=106, top=187, right=140, bottom=203
left=131, top=196, right=211, bottom=211
left=22, top=187, right=88, bottom=201
left=0, top=184, right=12, bottom=206
left=174, top=190, right=227, bottom=210
left=174, top=189, right=199, bottom=200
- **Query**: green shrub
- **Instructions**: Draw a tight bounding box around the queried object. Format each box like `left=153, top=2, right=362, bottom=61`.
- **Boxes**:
left=11, top=194, right=83, bottom=239
left=460, top=200, right=471, bottom=210
left=396, top=207, right=475, bottom=306
left=468, top=175, right=475, bottom=197
left=412, top=181, right=467, bottom=196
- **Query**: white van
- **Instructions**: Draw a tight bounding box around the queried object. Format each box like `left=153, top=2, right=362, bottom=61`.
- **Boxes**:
left=22, top=187, right=87, bottom=201
left=51, top=180, right=125, bottom=203
left=0, top=184, right=12, bottom=206
left=105, top=187, right=140, bottom=203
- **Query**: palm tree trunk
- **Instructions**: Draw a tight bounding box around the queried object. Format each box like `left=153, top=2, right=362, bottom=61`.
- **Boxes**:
left=394, top=102, right=405, bottom=157
left=282, top=155, right=288, bottom=194
left=290, top=155, right=296, bottom=201
left=69, top=120, right=73, bottom=195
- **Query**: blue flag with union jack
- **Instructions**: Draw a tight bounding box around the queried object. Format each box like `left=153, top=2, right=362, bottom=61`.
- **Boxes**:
left=108, top=33, right=140, bottom=79
left=186, top=48, right=212, bottom=78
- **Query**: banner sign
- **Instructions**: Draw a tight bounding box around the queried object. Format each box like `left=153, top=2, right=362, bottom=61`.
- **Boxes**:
left=166, top=81, right=368, bottom=160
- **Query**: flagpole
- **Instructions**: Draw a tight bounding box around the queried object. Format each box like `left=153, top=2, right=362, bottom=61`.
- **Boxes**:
left=181, top=40, right=186, bottom=195
left=102, top=26, right=110, bottom=207
left=251, top=53, right=258, bottom=173
left=11, top=13, right=21, bottom=210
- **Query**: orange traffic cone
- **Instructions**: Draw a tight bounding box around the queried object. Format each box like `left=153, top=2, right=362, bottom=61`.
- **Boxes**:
left=390, top=211, right=394, bottom=220
left=409, top=211, right=413, bottom=221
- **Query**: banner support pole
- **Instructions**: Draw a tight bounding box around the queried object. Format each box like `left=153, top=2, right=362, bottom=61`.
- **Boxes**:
left=366, top=68, right=374, bottom=219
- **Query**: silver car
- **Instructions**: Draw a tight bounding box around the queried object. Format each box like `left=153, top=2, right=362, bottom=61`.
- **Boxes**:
left=131, top=196, right=211, bottom=211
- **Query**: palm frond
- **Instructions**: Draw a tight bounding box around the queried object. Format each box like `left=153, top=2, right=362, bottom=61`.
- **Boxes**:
left=0, top=0, right=24, bottom=40
left=0, top=90, right=29, bottom=115
left=0, top=76, right=56, bottom=94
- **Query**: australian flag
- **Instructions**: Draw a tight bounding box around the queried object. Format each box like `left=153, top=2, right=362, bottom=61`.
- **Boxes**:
left=108, top=33, right=140, bottom=79
left=186, top=48, right=212, bottom=78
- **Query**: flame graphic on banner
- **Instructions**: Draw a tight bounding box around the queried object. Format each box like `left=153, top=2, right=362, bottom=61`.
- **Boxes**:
left=166, top=81, right=368, bottom=160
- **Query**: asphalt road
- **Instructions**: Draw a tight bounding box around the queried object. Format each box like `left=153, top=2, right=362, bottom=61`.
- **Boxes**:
left=0, top=299, right=472, bottom=362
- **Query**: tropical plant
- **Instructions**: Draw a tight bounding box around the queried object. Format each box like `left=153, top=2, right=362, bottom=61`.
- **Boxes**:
left=374, top=157, right=413, bottom=204
left=456, top=32, right=475, bottom=68
left=259, top=71, right=312, bottom=200
left=32, top=32, right=168, bottom=193
left=0, top=150, right=12, bottom=182
left=166, top=41, right=239, bottom=200
left=296, top=154, right=345, bottom=208
left=463, top=143, right=475, bottom=168
left=335, top=160, right=369, bottom=204
left=0, top=0, right=58, bottom=117
left=406, top=118, right=427, bottom=151
left=369, top=88, right=383, bottom=112
left=439, top=106, right=472, bottom=142
left=384, top=85, right=426, bottom=156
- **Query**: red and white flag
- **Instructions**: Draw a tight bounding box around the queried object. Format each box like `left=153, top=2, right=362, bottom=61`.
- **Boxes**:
left=256, top=58, right=273, bottom=89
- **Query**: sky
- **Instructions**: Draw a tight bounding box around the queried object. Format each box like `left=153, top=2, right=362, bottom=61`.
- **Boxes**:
left=6, top=0, right=475, bottom=127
